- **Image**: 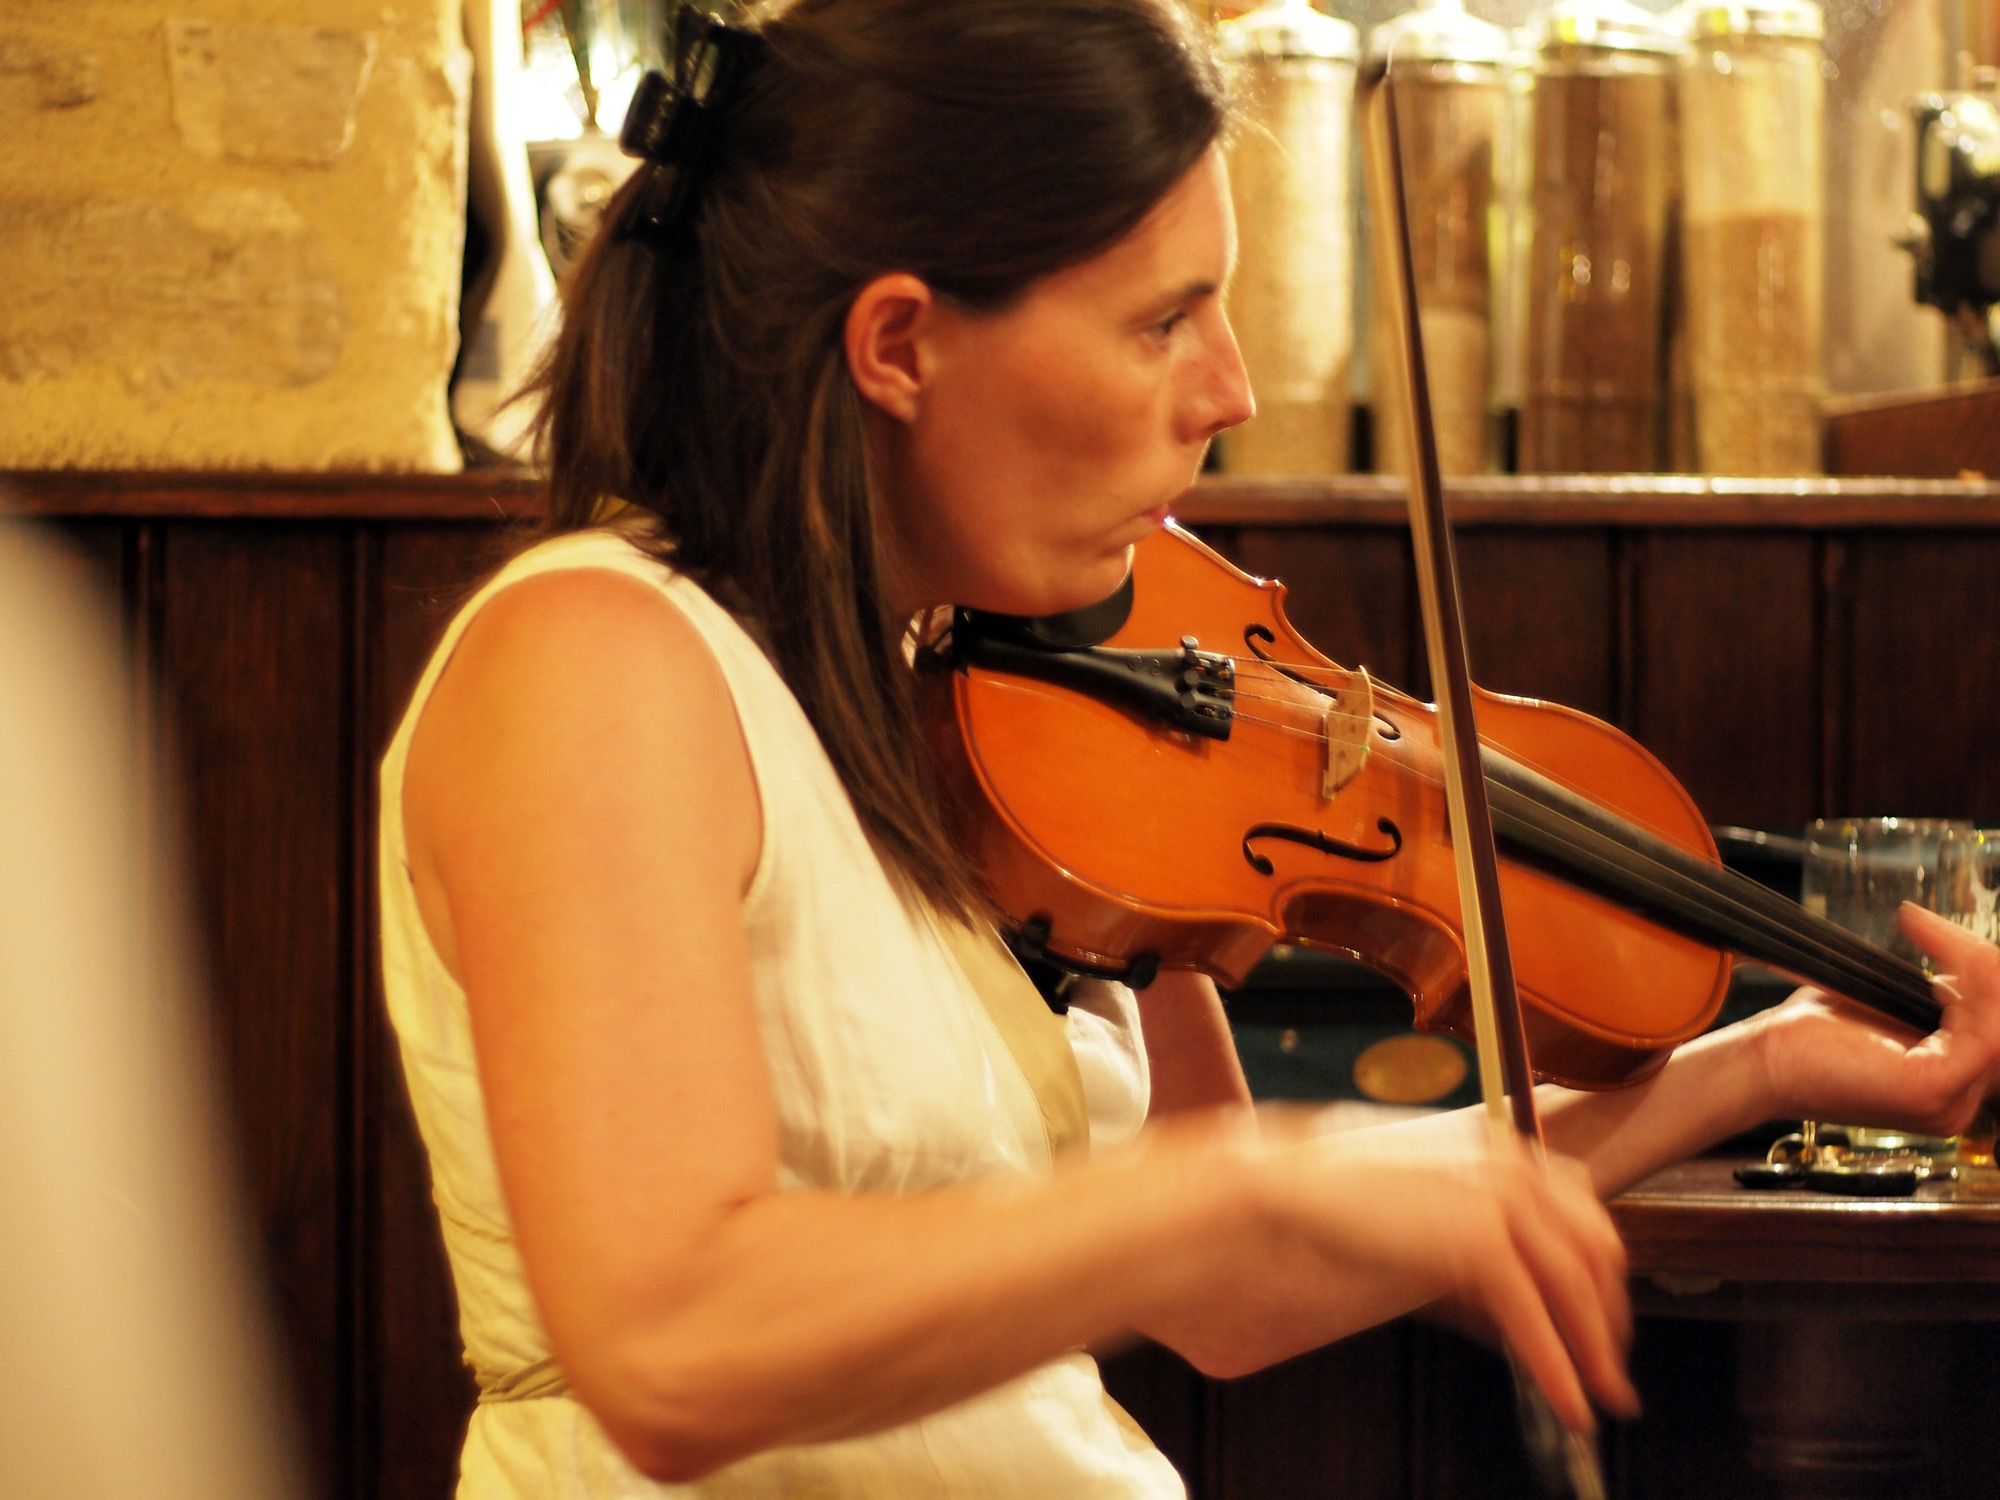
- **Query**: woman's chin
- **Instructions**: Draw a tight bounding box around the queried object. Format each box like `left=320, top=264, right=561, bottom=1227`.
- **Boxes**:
left=1054, top=558, right=1136, bottom=618
left=968, top=549, right=1133, bottom=619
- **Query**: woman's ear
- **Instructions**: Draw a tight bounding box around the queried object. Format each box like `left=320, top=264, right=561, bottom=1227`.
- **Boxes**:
left=845, top=273, right=937, bottom=424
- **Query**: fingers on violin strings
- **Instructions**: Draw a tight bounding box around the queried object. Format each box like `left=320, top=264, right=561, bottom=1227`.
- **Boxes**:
left=1896, top=906, right=2000, bottom=1105
left=1904, top=905, right=2000, bottom=1010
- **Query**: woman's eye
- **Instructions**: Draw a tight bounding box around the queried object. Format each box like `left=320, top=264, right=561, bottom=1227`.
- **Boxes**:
left=1149, top=311, right=1187, bottom=341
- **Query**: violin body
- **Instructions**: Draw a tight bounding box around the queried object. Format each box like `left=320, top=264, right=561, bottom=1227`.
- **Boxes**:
left=931, top=522, right=1731, bottom=1090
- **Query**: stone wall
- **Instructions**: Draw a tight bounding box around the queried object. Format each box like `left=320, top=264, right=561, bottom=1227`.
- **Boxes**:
left=0, top=2, right=470, bottom=470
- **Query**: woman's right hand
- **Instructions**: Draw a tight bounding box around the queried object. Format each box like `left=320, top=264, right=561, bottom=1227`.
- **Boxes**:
left=1235, top=1123, right=1639, bottom=1434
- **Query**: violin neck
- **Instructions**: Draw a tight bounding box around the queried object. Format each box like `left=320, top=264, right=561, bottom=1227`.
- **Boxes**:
left=1485, top=749, right=1940, bottom=1032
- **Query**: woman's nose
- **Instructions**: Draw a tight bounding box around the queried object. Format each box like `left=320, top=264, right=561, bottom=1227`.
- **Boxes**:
left=1190, top=311, right=1256, bottom=442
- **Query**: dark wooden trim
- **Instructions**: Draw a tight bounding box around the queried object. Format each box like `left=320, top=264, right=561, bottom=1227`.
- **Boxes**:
left=345, top=525, right=380, bottom=1497
left=1180, top=476, right=2000, bottom=528
left=14, top=469, right=2000, bottom=525
left=1611, top=529, right=1638, bottom=732
left=1815, top=537, right=1852, bottom=816
left=1612, top=1159, right=2000, bottom=1287
left=3, top=469, right=546, bottom=521
left=1824, top=378, right=2000, bottom=479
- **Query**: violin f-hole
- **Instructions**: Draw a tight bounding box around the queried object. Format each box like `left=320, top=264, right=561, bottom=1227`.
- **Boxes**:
left=1243, top=624, right=1332, bottom=697
left=1242, top=818, right=1403, bottom=876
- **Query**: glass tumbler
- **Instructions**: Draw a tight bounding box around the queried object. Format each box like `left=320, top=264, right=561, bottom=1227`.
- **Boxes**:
left=1801, top=817, right=1974, bottom=1157
left=1932, top=829, right=2000, bottom=1189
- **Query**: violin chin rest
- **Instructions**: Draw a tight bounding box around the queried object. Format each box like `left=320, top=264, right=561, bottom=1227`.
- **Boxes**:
left=959, top=570, right=1135, bottom=653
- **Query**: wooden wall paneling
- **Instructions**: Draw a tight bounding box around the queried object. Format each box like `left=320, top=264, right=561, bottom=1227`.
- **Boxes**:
left=1227, top=527, right=1418, bottom=691
left=1614, top=532, right=1640, bottom=732
left=39, top=517, right=127, bottom=600
left=159, top=521, right=353, bottom=1499
left=363, top=524, right=508, bottom=1500
left=1191, top=521, right=1242, bottom=571
left=347, top=525, right=382, bottom=1499
left=1206, top=1325, right=1409, bottom=1500
left=1626, top=533, right=1821, bottom=832
left=1099, top=1342, right=1206, bottom=1495
left=1941, top=1325, right=2000, bottom=1496
left=1456, top=529, right=1617, bottom=719
left=1816, top=538, right=1853, bottom=818
left=1405, top=1323, right=1544, bottom=1500
left=1606, top=1318, right=1756, bottom=1500
left=1843, top=533, right=2000, bottom=824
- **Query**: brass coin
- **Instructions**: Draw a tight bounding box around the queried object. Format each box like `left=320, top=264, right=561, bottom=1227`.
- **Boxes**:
left=1353, top=1034, right=1467, bottom=1105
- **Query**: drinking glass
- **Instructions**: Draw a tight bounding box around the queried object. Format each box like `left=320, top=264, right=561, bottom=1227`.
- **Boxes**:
left=1933, top=829, right=2000, bottom=1193
left=1932, top=827, right=2000, bottom=947
left=1800, top=818, right=1973, bottom=1158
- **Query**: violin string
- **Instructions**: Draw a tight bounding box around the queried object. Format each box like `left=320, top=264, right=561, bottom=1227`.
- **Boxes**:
left=966, top=675, right=1775, bottom=905
left=1196, top=651, right=1358, bottom=681
left=1227, top=685, right=1376, bottom=725
left=962, top=664, right=1378, bottom=729
left=1146, top=646, right=1382, bottom=693
left=969, top=671, right=1609, bottom=819
left=966, top=676, right=1922, bottom=1010
left=1212, top=717, right=1919, bottom=1007
left=969, top=675, right=1338, bottom=753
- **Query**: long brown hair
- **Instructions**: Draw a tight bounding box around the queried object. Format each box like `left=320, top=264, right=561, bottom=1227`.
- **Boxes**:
left=529, top=0, right=1229, bottom=917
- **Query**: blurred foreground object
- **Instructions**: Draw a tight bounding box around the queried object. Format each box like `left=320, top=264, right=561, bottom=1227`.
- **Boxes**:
left=0, top=2, right=469, bottom=471
left=0, top=523, right=303, bottom=1500
left=1217, top=0, right=1359, bottom=475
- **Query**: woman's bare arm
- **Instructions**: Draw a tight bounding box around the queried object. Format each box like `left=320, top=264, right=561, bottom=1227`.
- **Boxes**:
left=1146, top=909, right=2000, bottom=1375
left=1136, top=971, right=1251, bottom=1115
left=1321, top=908, right=2000, bottom=1204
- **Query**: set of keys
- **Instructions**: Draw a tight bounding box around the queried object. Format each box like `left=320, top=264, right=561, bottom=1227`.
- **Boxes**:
left=1734, top=1123, right=1954, bottom=1197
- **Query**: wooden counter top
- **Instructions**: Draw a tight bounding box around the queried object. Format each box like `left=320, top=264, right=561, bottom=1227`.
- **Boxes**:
left=1613, top=1157, right=2000, bottom=1318
left=9, top=469, right=2000, bottom=525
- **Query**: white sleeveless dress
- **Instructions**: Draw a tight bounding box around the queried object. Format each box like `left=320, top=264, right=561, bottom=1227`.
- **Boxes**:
left=378, top=527, right=1182, bottom=1499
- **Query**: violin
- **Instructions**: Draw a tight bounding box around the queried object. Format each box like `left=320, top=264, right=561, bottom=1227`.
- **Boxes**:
left=925, top=518, right=1940, bottom=1091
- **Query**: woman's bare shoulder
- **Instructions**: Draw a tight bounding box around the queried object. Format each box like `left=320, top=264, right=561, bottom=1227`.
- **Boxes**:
left=403, top=563, right=763, bottom=978
left=448, top=561, right=714, bottom=689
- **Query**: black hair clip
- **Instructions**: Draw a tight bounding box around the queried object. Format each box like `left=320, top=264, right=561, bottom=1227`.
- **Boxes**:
left=618, top=8, right=766, bottom=246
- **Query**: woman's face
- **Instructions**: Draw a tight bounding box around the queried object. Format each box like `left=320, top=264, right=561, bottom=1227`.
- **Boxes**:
left=865, top=145, right=1255, bottom=618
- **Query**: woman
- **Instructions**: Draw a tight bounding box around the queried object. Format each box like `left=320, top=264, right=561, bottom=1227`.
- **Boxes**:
left=380, top=1, right=2000, bottom=1493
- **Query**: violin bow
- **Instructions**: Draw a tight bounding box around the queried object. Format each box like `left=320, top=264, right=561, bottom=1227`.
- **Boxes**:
left=1358, top=58, right=1608, bottom=1500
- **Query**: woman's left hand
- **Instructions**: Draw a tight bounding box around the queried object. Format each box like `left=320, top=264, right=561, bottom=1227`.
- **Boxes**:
left=1755, top=903, right=2000, bottom=1138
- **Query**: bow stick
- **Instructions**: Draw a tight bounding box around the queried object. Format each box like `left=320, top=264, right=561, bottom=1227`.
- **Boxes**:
left=1358, top=58, right=1608, bottom=1500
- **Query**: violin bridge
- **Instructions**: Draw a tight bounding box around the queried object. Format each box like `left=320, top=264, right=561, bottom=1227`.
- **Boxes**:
left=1321, top=667, right=1375, bottom=799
